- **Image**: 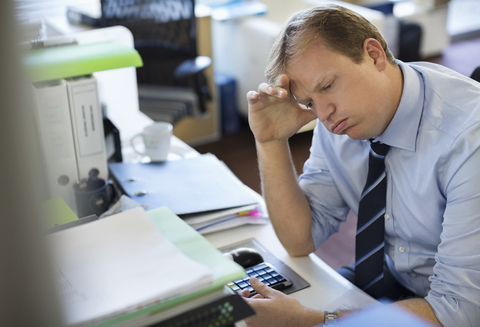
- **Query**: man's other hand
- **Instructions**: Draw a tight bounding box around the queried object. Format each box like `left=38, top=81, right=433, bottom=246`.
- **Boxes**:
left=238, top=277, right=324, bottom=327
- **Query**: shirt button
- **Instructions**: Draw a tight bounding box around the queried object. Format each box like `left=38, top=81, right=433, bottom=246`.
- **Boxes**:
left=385, top=214, right=390, bottom=220
left=399, top=246, right=406, bottom=253
left=411, top=273, right=417, bottom=278
left=385, top=167, right=388, bottom=173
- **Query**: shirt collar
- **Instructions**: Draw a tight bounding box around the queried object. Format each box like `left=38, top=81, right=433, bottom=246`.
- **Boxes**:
left=375, top=60, right=425, bottom=152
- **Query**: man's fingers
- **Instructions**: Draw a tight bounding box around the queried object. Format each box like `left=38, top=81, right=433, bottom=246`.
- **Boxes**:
left=237, top=289, right=250, bottom=298
left=246, top=90, right=260, bottom=101
left=252, top=294, right=265, bottom=299
left=278, top=74, right=290, bottom=90
left=256, top=83, right=288, bottom=99
left=277, top=74, right=292, bottom=97
left=258, top=83, right=276, bottom=95
left=249, top=277, right=279, bottom=299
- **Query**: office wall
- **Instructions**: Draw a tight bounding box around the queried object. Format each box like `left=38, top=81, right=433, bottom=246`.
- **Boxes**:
left=0, top=1, right=63, bottom=325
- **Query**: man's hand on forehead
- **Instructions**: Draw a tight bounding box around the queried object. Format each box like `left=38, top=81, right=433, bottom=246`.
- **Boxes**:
left=260, top=74, right=291, bottom=98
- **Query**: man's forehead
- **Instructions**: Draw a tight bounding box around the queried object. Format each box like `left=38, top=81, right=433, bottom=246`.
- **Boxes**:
left=286, top=77, right=306, bottom=103
left=284, top=64, right=327, bottom=102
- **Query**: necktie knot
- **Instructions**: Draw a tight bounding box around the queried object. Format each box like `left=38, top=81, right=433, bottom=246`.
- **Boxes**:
left=370, top=140, right=390, bottom=157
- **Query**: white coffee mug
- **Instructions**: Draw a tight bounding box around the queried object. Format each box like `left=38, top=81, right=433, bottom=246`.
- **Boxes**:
left=131, top=122, right=173, bottom=161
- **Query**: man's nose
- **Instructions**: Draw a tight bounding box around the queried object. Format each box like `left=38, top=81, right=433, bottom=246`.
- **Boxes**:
left=315, top=102, right=335, bottom=122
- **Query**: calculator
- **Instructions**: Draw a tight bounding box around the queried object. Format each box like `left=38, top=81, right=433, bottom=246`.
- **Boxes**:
left=226, top=262, right=293, bottom=297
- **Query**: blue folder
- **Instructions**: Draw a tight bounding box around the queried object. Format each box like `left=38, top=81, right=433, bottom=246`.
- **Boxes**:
left=109, top=154, right=258, bottom=216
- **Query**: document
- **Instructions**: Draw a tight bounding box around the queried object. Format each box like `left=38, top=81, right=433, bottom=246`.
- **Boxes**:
left=109, top=154, right=259, bottom=215
left=181, top=178, right=269, bottom=234
left=184, top=204, right=268, bottom=234
left=47, top=207, right=214, bottom=326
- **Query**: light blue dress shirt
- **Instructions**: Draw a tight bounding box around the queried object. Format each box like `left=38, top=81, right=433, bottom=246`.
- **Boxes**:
left=299, top=61, right=480, bottom=326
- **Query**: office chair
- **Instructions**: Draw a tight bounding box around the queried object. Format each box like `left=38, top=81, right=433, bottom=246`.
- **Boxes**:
left=470, top=66, right=480, bottom=82
left=99, top=0, right=212, bottom=125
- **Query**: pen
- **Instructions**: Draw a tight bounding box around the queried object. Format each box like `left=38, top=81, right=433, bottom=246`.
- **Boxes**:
left=238, top=210, right=261, bottom=217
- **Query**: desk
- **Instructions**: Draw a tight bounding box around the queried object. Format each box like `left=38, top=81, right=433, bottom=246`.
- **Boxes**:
left=124, top=135, right=377, bottom=323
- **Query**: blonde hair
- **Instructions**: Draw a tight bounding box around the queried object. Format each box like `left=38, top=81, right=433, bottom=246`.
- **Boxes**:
left=265, top=4, right=395, bottom=84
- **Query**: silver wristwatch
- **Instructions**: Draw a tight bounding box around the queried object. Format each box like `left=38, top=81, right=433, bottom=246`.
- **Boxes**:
left=324, top=311, right=338, bottom=325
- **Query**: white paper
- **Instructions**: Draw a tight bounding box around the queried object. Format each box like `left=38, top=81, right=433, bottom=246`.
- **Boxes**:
left=47, top=207, right=214, bottom=326
left=183, top=204, right=259, bottom=225
left=182, top=167, right=270, bottom=235
left=195, top=215, right=269, bottom=234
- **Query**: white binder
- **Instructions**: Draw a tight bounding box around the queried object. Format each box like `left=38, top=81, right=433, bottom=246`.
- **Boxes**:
left=65, top=75, right=108, bottom=180
left=31, top=80, right=79, bottom=211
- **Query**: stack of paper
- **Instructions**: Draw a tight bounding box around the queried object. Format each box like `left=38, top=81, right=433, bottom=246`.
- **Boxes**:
left=183, top=200, right=268, bottom=234
left=47, top=207, right=215, bottom=326
left=109, top=154, right=269, bottom=233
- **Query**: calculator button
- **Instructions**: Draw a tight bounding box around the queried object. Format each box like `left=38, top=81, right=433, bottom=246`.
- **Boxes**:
left=227, top=262, right=292, bottom=297
left=266, top=277, right=276, bottom=284
left=253, top=263, right=268, bottom=271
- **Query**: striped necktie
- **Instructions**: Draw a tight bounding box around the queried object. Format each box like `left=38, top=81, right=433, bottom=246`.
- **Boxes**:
left=355, top=140, right=390, bottom=298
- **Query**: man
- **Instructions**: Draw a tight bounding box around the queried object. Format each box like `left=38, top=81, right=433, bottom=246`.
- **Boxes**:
left=243, top=4, right=480, bottom=327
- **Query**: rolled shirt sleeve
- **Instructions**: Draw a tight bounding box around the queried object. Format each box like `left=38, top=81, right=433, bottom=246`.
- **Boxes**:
left=299, top=125, right=363, bottom=251
left=299, top=152, right=350, bottom=250
left=424, top=126, right=480, bottom=327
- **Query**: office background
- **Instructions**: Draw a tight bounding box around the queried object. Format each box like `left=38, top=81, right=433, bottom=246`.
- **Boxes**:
left=10, top=0, right=480, bottom=280
left=1, top=0, right=479, bottom=324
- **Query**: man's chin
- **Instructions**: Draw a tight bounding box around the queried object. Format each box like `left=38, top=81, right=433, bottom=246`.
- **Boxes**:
left=345, top=128, right=370, bottom=141
left=325, top=125, right=369, bottom=140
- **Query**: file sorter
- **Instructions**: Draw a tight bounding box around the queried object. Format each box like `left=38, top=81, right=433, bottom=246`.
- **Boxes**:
left=31, top=80, right=79, bottom=211
left=65, top=75, right=108, bottom=180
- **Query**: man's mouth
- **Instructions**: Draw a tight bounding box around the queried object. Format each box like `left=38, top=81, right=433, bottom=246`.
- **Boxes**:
left=333, top=119, right=347, bottom=134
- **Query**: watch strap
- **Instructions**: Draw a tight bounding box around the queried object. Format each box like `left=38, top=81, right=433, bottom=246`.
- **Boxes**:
left=324, top=311, right=337, bottom=325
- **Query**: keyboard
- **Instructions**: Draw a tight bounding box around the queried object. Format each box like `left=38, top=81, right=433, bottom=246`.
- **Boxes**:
left=226, top=262, right=293, bottom=297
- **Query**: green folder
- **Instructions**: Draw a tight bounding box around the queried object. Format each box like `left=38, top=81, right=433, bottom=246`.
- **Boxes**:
left=24, top=41, right=143, bottom=82
left=92, top=207, right=246, bottom=327
left=42, top=196, right=78, bottom=229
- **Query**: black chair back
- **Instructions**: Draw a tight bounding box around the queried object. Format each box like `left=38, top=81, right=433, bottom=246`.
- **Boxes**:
left=99, top=0, right=211, bottom=124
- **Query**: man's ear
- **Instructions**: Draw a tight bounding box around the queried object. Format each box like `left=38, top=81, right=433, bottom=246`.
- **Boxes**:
left=363, top=38, right=387, bottom=71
